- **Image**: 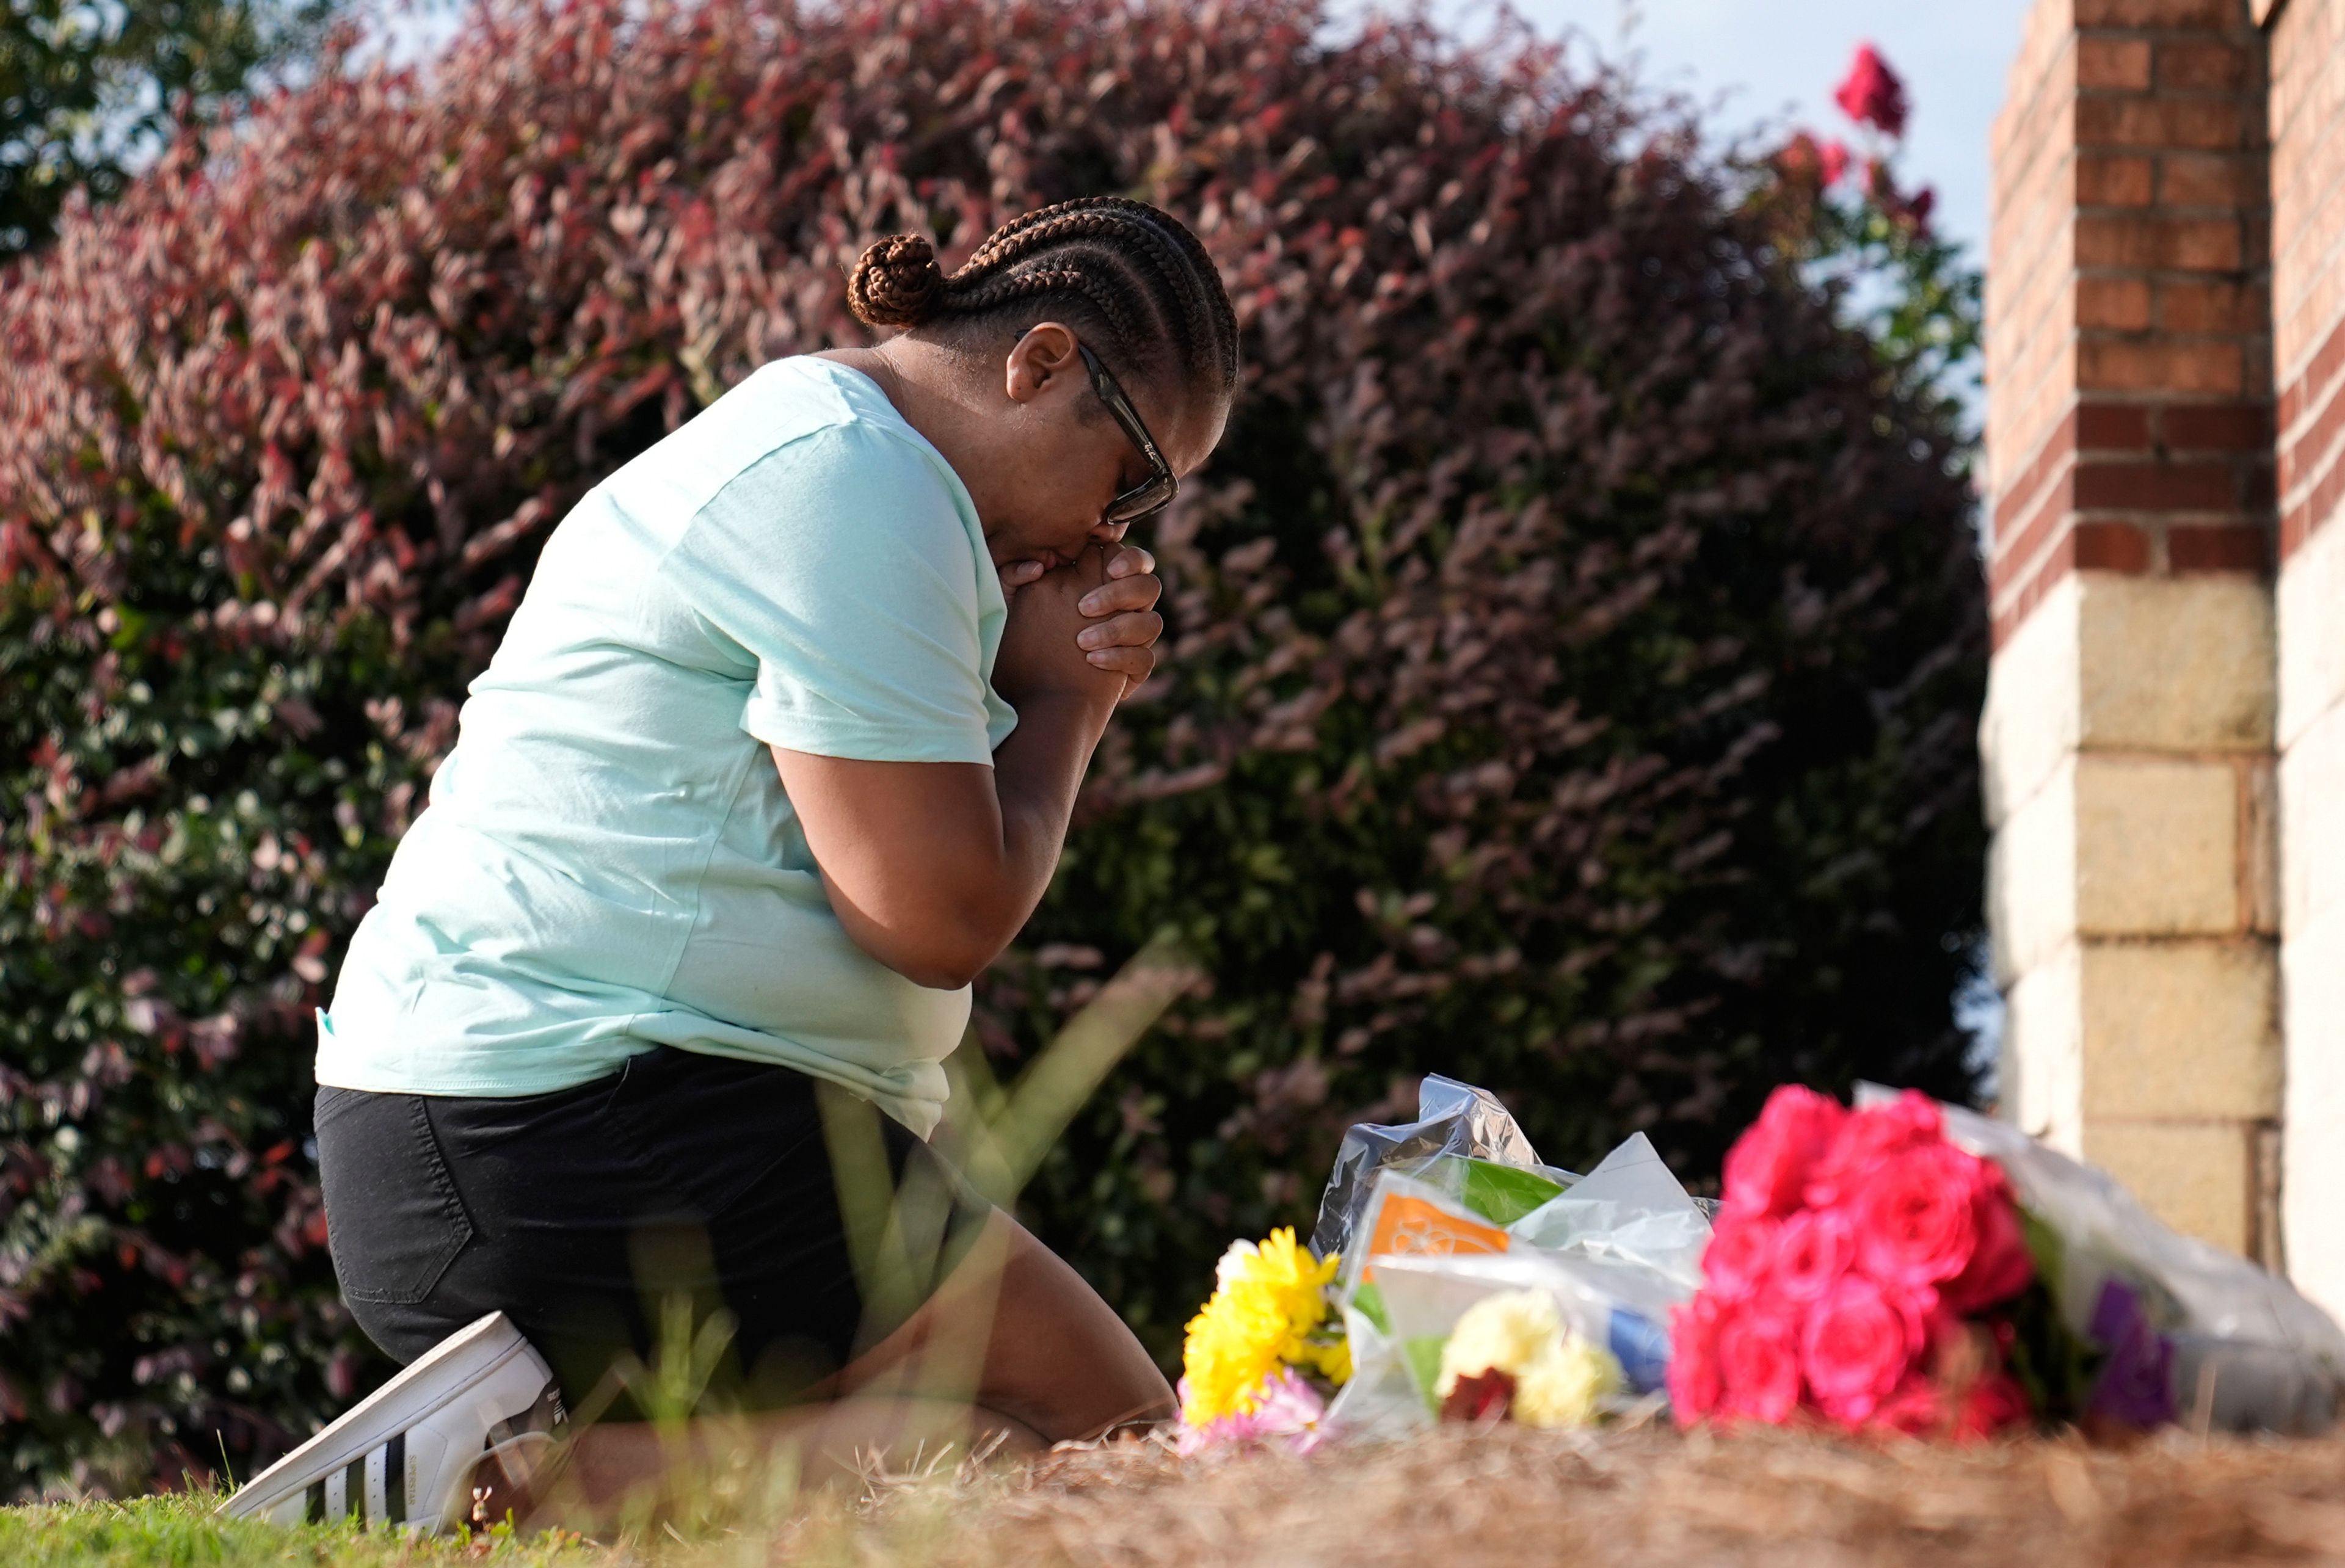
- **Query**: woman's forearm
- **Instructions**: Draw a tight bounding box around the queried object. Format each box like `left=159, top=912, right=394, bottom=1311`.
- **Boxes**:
left=979, top=687, right=1118, bottom=939
left=770, top=686, right=1115, bottom=990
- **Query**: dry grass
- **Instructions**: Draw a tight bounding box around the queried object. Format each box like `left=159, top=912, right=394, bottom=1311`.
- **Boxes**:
left=21, top=1425, right=2345, bottom=1565
left=747, top=1425, right=2345, bottom=1568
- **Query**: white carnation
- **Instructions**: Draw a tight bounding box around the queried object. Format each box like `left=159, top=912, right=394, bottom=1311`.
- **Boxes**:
left=1513, top=1335, right=1623, bottom=1429
left=1435, top=1288, right=1565, bottom=1396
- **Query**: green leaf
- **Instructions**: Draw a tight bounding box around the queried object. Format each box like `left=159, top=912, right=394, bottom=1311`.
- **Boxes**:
left=1461, top=1159, right=1568, bottom=1225
left=1402, top=1335, right=1449, bottom=1415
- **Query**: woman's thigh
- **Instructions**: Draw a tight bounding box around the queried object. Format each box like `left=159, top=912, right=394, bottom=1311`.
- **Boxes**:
left=314, top=1051, right=997, bottom=1416
left=586, top=1048, right=964, bottom=1406
left=315, top=1069, right=652, bottom=1400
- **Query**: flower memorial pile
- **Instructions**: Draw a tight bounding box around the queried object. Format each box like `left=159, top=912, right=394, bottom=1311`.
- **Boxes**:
left=1175, top=1075, right=2345, bottom=1454
left=1667, top=1087, right=2035, bottom=1438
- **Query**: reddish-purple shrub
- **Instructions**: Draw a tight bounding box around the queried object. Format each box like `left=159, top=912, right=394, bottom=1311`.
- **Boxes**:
left=0, top=0, right=1983, bottom=1491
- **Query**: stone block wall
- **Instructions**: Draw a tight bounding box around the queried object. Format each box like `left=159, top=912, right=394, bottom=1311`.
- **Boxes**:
left=1985, top=0, right=2283, bottom=1260
left=2269, top=0, right=2345, bottom=1316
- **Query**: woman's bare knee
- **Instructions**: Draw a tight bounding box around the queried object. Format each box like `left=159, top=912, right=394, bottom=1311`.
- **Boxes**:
left=830, top=1209, right=1172, bottom=1442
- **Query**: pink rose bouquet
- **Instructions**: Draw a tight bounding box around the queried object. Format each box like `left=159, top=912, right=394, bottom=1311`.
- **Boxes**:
left=1670, top=1087, right=2038, bottom=1439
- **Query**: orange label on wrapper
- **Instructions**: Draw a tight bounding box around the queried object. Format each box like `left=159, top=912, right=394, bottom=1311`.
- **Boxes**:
left=1361, top=1194, right=1510, bottom=1280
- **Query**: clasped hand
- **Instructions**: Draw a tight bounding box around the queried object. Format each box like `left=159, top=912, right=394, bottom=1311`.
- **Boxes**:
left=992, top=543, right=1162, bottom=706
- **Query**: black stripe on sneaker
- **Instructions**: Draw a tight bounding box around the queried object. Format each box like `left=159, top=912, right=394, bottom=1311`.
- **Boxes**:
left=305, top=1479, right=325, bottom=1523
left=386, top=1432, right=405, bottom=1525
left=344, top=1457, right=365, bottom=1519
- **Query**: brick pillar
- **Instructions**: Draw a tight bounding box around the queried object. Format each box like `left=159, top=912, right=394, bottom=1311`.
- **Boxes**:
left=1983, top=0, right=2281, bottom=1258
left=2269, top=0, right=2345, bottom=1315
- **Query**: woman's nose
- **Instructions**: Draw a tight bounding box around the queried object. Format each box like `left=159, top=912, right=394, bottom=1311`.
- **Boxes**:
left=1089, top=518, right=1130, bottom=543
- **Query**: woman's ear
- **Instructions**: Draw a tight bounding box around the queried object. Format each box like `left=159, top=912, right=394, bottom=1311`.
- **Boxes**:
left=1003, top=321, right=1082, bottom=405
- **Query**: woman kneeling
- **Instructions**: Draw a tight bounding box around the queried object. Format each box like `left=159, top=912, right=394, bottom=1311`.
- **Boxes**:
left=226, top=197, right=1238, bottom=1532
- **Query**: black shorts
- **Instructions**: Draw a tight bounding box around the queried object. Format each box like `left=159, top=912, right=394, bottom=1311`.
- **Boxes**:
left=314, top=1047, right=989, bottom=1419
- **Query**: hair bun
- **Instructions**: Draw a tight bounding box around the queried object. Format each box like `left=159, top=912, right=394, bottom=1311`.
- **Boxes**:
left=847, top=233, right=945, bottom=327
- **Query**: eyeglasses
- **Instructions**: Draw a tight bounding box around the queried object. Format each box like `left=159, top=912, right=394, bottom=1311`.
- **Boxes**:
left=1077, top=343, right=1179, bottom=525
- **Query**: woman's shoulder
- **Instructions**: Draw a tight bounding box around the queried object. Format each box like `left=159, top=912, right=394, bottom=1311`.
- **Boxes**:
left=714, top=358, right=956, bottom=490
left=602, top=357, right=964, bottom=534
left=693, top=355, right=887, bottom=460
left=648, top=362, right=975, bottom=588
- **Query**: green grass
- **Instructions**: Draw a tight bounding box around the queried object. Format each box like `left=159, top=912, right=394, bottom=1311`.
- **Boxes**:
left=0, top=1493, right=614, bottom=1567
left=0, top=1465, right=1026, bottom=1568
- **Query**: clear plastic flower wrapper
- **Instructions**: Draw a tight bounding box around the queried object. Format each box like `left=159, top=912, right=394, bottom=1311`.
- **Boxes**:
left=1315, top=1082, right=1712, bottom=1437
left=1310, top=1074, right=1571, bottom=1259
left=1179, top=1074, right=2345, bottom=1450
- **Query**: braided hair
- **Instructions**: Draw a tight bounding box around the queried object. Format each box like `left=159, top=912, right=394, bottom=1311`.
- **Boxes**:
left=846, top=198, right=1239, bottom=403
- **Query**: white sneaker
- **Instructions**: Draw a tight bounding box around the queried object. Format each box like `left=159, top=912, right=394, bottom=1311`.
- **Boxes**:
left=219, top=1312, right=569, bottom=1533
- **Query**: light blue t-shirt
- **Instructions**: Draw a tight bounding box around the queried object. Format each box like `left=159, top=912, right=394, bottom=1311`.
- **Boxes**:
left=316, top=357, right=1016, bottom=1136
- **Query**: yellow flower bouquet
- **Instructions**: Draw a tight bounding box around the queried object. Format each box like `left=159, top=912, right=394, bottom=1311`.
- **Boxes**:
left=1176, top=1227, right=1351, bottom=1453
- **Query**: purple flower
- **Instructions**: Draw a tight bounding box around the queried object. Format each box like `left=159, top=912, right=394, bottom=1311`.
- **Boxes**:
left=2086, top=1279, right=2178, bottom=1428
